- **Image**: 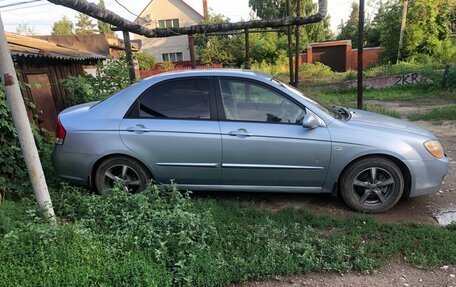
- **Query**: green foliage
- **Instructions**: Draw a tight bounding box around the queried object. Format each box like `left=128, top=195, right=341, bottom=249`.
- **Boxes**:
left=62, top=59, right=130, bottom=105
left=195, top=14, right=245, bottom=67
left=196, top=8, right=332, bottom=67
left=337, top=2, right=359, bottom=47
left=299, top=62, right=334, bottom=80
left=2, top=187, right=456, bottom=286
left=377, top=0, right=454, bottom=63
left=337, top=2, right=382, bottom=48
left=248, top=0, right=333, bottom=43
left=0, top=83, right=55, bottom=199
left=75, top=13, right=96, bottom=36
left=408, top=105, right=456, bottom=121
left=134, top=51, right=157, bottom=70
left=51, top=16, right=73, bottom=35
left=97, top=0, right=114, bottom=35
left=442, top=65, right=456, bottom=90
left=251, top=54, right=290, bottom=78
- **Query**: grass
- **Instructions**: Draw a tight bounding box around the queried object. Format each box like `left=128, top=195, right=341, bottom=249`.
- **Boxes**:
left=1, top=184, right=455, bottom=287
left=409, top=105, right=456, bottom=121
left=253, top=61, right=446, bottom=86
left=303, top=85, right=456, bottom=119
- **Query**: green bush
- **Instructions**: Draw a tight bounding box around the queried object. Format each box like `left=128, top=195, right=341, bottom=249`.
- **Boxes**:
left=443, top=65, right=456, bottom=90
left=134, top=51, right=156, bottom=70
left=299, top=62, right=335, bottom=81
left=52, top=182, right=216, bottom=286
left=0, top=83, right=55, bottom=199
left=62, top=58, right=130, bottom=105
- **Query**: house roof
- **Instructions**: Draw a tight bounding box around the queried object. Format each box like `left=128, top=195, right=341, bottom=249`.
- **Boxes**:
left=34, top=34, right=141, bottom=57
left=6, top=32, right=106, bottom=61
left=135, top=0, right=204, bottom=24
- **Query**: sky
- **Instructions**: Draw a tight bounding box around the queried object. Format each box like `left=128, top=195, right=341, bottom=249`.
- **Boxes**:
left=0, top=0, right=378, bottom=37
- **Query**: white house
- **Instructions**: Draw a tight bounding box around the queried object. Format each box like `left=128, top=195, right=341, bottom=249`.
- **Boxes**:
left=134, top=0, right=205, bottom=63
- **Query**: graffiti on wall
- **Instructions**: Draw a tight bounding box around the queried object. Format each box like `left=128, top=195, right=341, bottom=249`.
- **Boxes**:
left=394, top=73, right=423, bottom=86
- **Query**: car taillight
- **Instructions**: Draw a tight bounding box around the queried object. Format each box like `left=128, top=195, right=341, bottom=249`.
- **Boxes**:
left=55, top=117, right=66, bottom=145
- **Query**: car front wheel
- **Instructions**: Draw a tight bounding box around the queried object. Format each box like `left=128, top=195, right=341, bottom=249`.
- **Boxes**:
left=94, top=156, right=150, bottom=194
left=340, top=157, right=404, bottom=213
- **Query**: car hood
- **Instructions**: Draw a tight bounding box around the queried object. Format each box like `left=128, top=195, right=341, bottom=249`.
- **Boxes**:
left=345, top=108, right=435, bottom=138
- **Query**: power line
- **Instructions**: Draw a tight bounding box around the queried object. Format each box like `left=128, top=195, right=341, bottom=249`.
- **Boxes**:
left=113, top=0, right=148, bottom=23
left=0, top=2, right=49, bottom=12
left=0, top=0, right=43, bottom=9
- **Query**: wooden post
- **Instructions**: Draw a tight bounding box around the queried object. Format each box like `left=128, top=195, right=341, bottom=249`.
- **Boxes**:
left=188, top=35, right=196, bottom=69
left=0, top=15, right=55, bottom=220
left=122, top=30, right=136, bottom=83
left=357, top=0, right=364, bottom=110
left=244, top=28, right=251, bottom=69
left=294, top=0, right=301, bottom=88
left=286, top=0, right=294, bottom=84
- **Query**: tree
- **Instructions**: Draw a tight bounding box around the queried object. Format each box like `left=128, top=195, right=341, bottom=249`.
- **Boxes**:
left=75, top=13, right=96, bottom=35
left=376, top=0, right=454, bottom=62
left=134, top=51, right=156, bottom=70
left=336, top=2, right=359, bottom=47
left=194, top=14, right=245, bottom=67
left=97, top=0, right=114, bottom=35
left=51, top=16, right=73, bottom=35
left=248, top=0, right=333, bottom=46
left=16, top=23, right=35, bottom=36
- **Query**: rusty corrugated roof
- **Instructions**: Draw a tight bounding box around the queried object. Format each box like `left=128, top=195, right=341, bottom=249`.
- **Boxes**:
left=6, top=32, right=106, bottom=61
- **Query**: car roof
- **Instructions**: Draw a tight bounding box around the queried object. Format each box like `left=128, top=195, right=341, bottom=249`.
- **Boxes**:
left=143, top=68, right=274, bottom=82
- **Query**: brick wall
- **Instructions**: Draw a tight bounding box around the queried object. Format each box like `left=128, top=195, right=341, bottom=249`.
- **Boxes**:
left=299, top=41, right=383, bottom=71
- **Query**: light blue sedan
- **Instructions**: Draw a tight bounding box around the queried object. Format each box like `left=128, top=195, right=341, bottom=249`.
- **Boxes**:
left=52, top=69, right=449, bottom=213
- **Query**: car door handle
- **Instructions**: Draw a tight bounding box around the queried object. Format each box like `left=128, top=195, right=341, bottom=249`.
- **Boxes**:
left=228, top=129, right=253, bottom=137
left=127, top=124, right=152, bottom=133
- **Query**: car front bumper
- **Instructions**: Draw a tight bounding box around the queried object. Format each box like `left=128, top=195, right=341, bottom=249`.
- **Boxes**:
left=406, top=157, right=449, bottom=197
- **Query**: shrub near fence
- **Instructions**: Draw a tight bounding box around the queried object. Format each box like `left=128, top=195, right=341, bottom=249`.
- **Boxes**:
left=139, top=64, right=223, bottom=78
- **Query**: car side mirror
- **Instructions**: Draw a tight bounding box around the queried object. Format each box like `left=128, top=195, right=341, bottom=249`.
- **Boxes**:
left=302, top=113, right=320, bottom=129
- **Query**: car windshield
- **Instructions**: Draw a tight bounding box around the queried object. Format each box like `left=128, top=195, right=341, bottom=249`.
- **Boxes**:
left=271, top=78, right=339, bottom=118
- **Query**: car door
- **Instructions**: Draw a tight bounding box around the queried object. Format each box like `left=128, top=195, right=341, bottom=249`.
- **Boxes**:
left=120, top=77, right=221, bottom=185
left=216, top=77, right=331, bottom=190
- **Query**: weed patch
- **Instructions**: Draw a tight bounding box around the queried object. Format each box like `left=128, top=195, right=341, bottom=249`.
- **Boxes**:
left=408, top=105, right=456, bottom=121
left=1, top=185, right=456, bottom=286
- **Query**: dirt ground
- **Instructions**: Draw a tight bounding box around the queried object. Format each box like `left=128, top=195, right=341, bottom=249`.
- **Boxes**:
left=240, top=258, right=456, bottom=287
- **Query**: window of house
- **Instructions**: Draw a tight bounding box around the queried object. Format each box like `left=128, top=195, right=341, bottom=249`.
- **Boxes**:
left=135, top=78, right=211, bottom=119
left=162, top=52, right=183, bottom=62
left=219, top=79, right=306, bottom=124
left=158, top=18, right=179, bottom=28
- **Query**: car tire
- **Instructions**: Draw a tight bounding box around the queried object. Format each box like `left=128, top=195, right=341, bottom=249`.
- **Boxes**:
left=94, top=156, right=150, bottom=195
left=340, top=157, right=404, bottom=213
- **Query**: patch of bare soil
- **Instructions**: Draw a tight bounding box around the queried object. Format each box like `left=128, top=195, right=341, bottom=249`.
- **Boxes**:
left=364, top=99, right=454, bottom=116
left=239, top=258, right=456, bottom=287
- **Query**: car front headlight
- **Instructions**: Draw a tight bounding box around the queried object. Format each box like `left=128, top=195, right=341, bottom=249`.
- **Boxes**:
left=424, top=140, right=444, bottom=159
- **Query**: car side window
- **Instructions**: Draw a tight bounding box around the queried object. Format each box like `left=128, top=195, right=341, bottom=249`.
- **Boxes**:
left=219, top=79, right=305, bottom=124
left=136, top=78, right=211, bottom=119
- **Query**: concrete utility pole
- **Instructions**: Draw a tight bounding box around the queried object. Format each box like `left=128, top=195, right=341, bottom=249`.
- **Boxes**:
left=0, top=14, right=55, bottom=219
left=397, top=0, right=408, bottom=62
left=357, top=0, right=365, bottom=110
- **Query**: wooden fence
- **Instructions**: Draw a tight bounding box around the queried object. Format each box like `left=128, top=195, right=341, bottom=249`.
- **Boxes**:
left=139, top=64, right=223, bottom=78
